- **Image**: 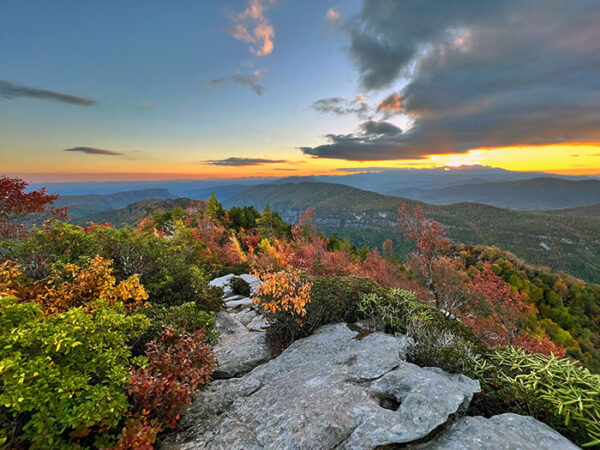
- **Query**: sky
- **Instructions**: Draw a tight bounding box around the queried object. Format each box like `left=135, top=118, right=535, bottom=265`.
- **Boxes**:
left=2, top=0, right=600, bottom=181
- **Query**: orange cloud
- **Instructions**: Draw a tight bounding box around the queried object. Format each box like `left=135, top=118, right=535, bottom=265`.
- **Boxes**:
left=326, top=9, right=340, bottom=22
left=377, top=93, right=402, bottom=113
left=228, top=0, right=275, bottom=57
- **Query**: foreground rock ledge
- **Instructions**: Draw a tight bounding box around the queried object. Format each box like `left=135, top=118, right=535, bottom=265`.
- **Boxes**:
left=168, top=323, right=474, bottom=449
left=163, top=323, right=577, bottom=449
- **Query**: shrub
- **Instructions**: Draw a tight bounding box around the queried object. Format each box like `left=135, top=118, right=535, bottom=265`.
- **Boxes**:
left=264, top=275, right=386, bottom=353
left=4, top=222, right=221, bottom=310
left=358, top=288, right=428, bottom=333
left=112, top=416, right=162, bottom=450
left=0, top=297, right=149, bottom=448
left=358, top=288, right=481, bottom=373
left=132, top=302, right=217, bottom=354
left=406, top=316, right=480, bottom=374
left=128, top=329, right=216, bottom=430
left=472, top=347, right=600, bottom=447
left=229, top=276, right=251, bottom=297
left=1, top=256, right=148, bottom=315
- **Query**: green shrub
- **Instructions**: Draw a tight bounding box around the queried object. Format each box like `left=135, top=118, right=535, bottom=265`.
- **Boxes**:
left=265, top=275, right=387, bottom=353
left=132, top=302, right=217, bottom=354
left=3, top=222, right=222, bottom=310
left=358, top=288, right=481, bottom=373
left=406, top=316, right=480, bottom=374
left=229, top=276, right=251, bottom=297
left=358, top=288, right=430, bottom=333
left=472, top=347, right=600, bottom=447
left=0, top=297, right=149, bottom=448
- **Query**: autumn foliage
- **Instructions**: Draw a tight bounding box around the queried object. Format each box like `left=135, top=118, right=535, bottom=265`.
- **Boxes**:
left=129, top=328, right=216, bottom=428
left=398, top=204, right=564, bottom=356
left=0, top=256, right=148, bottom=315
left=252, top=268, right=312, bottom=317
left=0, top=176, right=67, bottom=239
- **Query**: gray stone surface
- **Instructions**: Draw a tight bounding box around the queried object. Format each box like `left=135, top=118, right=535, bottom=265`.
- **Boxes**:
left=231, top=308, right=258, bottom=325
left=416, top=413, right=578, bottom=450
left=167, top=323, right=478, bottom=449
left=246, top=315, right=268, bottom=331
left=211, top=312, right=272, bottom=379
left=224, top=297, right=254, bottom=309
left=208, top=274, right=235, bottom=297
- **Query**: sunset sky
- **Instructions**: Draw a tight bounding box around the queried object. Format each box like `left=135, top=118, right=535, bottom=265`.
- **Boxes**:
left=2, top=0, right=600, bottom=181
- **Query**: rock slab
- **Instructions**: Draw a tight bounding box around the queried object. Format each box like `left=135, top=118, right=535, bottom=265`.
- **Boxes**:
left=416, top=413, right=578, bottom=450
left=211, top=312, right=271, bottom=379
left=167, top=323, right=478, bottom=449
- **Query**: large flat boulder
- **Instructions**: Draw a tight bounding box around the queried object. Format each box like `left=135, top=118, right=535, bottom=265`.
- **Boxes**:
left=416, top=413, right=578, bottom=450
left=166, top=323, right=478, bottom=449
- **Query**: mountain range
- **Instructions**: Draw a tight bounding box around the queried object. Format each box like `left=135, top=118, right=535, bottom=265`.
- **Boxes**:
left=68, top=180, right=600, bottom=283
left=33, top=166, right=600, bottom=212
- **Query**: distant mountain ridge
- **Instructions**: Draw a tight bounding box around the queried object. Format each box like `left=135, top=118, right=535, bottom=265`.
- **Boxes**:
left=72, top=197, right=192, bottom=226
left=56, top=188, right=174, bottom=219
left=391, top=177, right=600, bottom=210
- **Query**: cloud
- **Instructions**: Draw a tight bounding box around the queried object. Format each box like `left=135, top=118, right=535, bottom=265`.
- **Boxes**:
left=204, top=157, right=288, bottom=166
left=301, top=120, right=415, bottom=161
left=326, top=9, right=340, bottom=22
left=231, top=71, right=266, bottom=95
left=227, top=0, right=275, bottom=56
left=0, top=80, right=97, bottom=106
left=64, top=147, right=121, bottom=156
left=202, top=77, right=227, bottom=88
left=377, top=93, right=402, bottom=115
left=311, top=95, right=369, bottom=117
left=203, top=71, right=266, bottom=95
left=359, top=120, right=402, bottom=136
left=302, top=0, right=600, bottom=160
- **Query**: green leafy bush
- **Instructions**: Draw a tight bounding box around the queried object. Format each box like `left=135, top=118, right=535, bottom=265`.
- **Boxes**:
left=3, top=222, right=222, bottom=310
left=229, top=276, right=251, bottom=297
left=472, top=347, right=600, bottom=447
left=0, top=297, right=149, bottom=448
left=132, top=302, right=217, bottom=354
left=265, top=275, right=387, bottom=352
left=358, top=288, right=481, bottom=373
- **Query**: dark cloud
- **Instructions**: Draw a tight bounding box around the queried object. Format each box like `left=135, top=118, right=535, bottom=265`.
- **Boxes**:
left=311, top=95, right=369, bottom=118
left=360, top=120, right=401, bottom=136
left=64, top=147, right=121, bottom=156
left=0, top=80, right=97, bottom=106
left=304, top=0, right=600, bottom=160
left=231, top=71, right=265, bottom=95
left=301, top=120, right=416, bottom=161
left=204, top=157, right=288, bottom=166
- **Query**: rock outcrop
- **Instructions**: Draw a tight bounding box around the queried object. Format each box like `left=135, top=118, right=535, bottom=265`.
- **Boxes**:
left=163, top=274, right=578, bottom=450
left=211, top=312, right=271, bottom=379
left=416, top=414, right=578, bottom=450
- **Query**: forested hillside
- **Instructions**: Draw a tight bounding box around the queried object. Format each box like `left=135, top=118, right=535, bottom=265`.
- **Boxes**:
left=224, top=182, right=600, bottom=283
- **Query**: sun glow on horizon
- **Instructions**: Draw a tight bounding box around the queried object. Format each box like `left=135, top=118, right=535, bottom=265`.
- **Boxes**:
left=6, top=144, right=600, bottom=182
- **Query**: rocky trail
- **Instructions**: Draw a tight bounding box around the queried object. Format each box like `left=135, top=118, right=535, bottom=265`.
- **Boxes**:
left=162, top=274, right=578, bottom=450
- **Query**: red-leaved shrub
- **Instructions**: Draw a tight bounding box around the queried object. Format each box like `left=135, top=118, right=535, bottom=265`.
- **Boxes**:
left=128, top=328, right=216, bottom=429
